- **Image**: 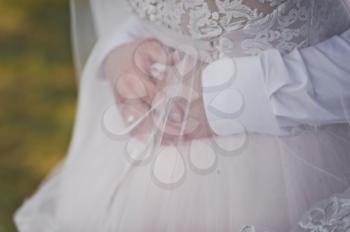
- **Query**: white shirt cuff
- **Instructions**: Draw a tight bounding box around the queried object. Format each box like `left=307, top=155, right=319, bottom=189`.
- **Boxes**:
left=201, top=56, right=286, bottom=136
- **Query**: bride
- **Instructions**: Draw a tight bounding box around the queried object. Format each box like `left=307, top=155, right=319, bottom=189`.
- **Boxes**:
left=15, top=0, right=350, bottom=231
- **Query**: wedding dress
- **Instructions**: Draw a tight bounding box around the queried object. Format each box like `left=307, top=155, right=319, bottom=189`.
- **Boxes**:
left=14, top=0, right=350, bottom=231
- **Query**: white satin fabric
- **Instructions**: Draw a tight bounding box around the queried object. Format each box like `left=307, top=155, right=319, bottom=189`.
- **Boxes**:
left=202, top=29, right=350, bottom=136
left=14, top=1, right=350, bottom=231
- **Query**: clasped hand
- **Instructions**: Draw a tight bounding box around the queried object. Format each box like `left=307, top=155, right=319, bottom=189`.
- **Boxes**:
left=104, top=39, right=213, bottom=144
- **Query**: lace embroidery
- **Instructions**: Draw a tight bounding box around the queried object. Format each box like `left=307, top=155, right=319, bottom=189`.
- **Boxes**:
left=128, top=0, right=350, bottom=57
left=296, top=196, right=350, bottom=232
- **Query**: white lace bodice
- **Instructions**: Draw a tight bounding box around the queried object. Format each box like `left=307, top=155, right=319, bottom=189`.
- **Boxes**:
left=128, top=0, right=350, bottom=58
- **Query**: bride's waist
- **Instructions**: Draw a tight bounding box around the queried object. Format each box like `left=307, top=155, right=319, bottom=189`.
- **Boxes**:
left=140, top=19, right=304, bottom=62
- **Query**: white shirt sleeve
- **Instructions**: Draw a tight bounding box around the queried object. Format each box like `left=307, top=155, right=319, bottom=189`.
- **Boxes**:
left=201, top=29, right=350, bottom=136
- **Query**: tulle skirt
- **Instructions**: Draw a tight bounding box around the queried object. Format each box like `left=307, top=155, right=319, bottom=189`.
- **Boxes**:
left=14, top=30, right=350, bottom=232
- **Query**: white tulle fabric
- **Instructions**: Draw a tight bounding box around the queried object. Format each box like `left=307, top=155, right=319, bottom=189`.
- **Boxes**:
left=14, top=0, right=350, bottom=231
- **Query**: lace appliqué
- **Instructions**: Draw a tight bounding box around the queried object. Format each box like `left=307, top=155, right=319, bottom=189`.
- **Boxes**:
left=128, top=0, right=350, bottom=58
left=296, top=196, right=350, bottom=232
left=128, top=0, right=284, bottom=40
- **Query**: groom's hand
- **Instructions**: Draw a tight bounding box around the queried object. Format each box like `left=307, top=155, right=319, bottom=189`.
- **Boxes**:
left=104, top=39, right=213, bottom=144
left=157, top=60, right=214, bottom=143
left=104, top=39, right=179, bottom=140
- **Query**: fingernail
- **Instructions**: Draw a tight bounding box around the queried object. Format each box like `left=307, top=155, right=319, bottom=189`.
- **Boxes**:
left=117, top=74, right=148, bottom=99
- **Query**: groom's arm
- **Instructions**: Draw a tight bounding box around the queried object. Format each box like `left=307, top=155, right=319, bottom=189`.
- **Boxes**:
left=201, top=29, right=350, bottom=136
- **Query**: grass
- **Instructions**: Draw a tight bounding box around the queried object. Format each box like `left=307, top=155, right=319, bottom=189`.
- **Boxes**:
left=0, top=0, right=76, bottom=231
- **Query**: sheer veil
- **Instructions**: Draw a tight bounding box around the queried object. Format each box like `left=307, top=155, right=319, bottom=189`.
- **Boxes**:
left=14, top=0, right=350, bottom=231
left=70, top=0, right=97, bottom=78
left=70, top=0, right=131, bottom=77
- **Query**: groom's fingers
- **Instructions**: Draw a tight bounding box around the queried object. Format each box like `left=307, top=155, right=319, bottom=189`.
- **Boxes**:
left=134, top=39, right=175, bottom=77
left=114, top=73, right=147, bottom=101
left=119, top=102, right=153, bottom=139
left=145, top=39, right=175, bottom=65
left=113, top=72, right=159, bottom=106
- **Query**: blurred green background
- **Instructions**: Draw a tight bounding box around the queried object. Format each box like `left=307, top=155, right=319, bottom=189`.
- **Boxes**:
left=0, top=0, right=77, bottom=231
